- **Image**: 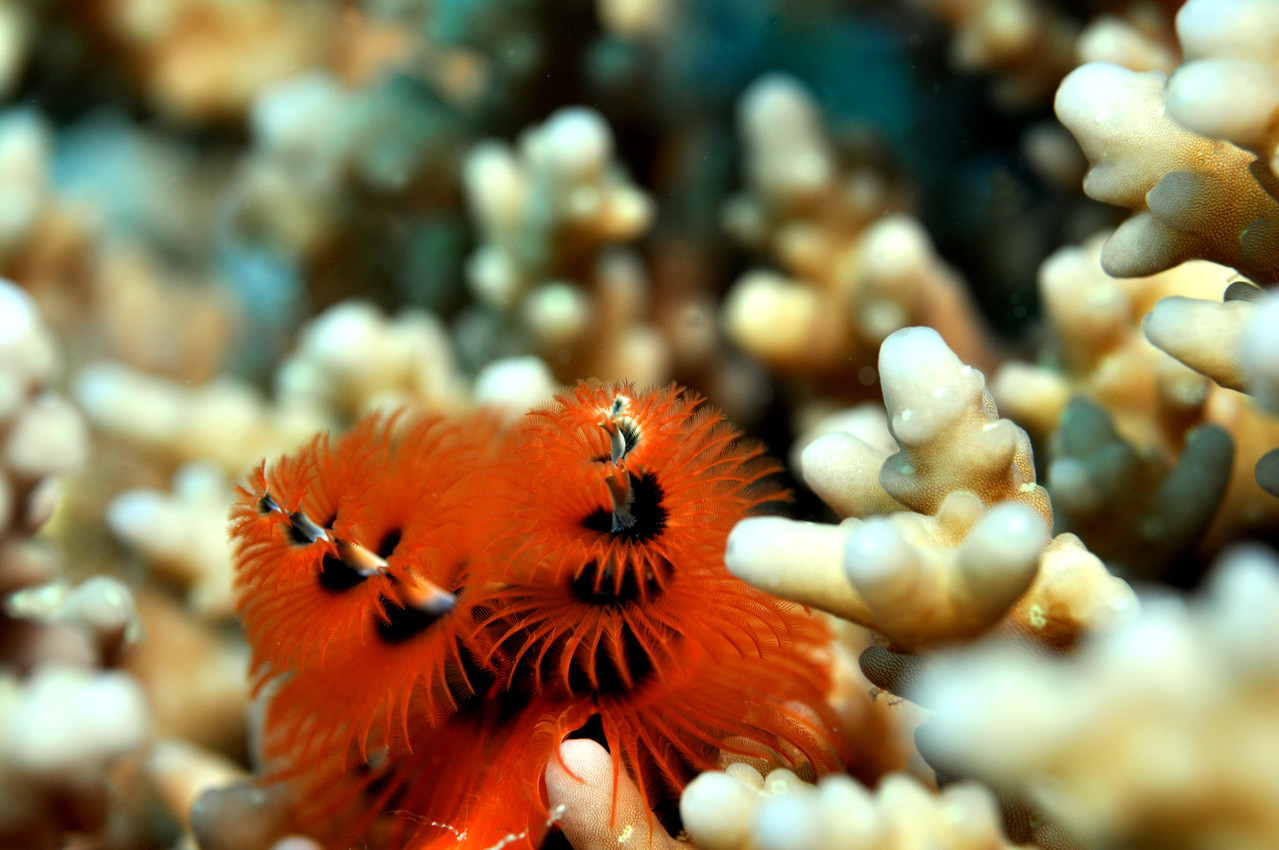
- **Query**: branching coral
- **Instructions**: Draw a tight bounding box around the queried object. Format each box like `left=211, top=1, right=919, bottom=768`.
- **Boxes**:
left=96, top=0, right=406, bottom=122
left=721, top=75, right=992, bottom=397
left=147, top=738, right=325, bottom=850
left=0, top=4, right=32, bottom=100
left=545, top=739, right=684, bottom=850
left=122, top=591, right=248, bottom=756
left=0, top=108, right=244, bottom=386
left=73, top=362, right=327, bottom=477
left=233, top=67, right=468, bottom=284
left=982, top=235, right=1240, bottom=579
left=73, top=296, right=554, bottom=482
left=5, top=575, right=138, bottom=664
left=728, top=326, right=1134, bottom=653
left=106, top=463, right=238, bottom=620
left=0, top=278, right=153, bottom=850
left=1141, top=283, right=1279, bottom=512
left=1057, top=45, right=1279, bottom=284
left=2, top=281, right=251, bottom=848
left=0, top=111, right=53, bottom=268
left=906, top=0, right=1080, bottom=106
left=462, top=107, right=663, bottom=384
left=1127, top=292, right=1279, bottom=547
left=3, top=2, right=1277, bottom=849
left=0, top=664, right=151, bottom=848
left=0, top=277, right=91, bottom=620
left=1044, top=396, right=1233, bottom=584
left=989, top=233, right=1224, bottom=452
left=1052, top=1, right=1279, bottom=547
left=1165, top=0, right=1279, bottom=183
left=549, top=719, right=945, bottom=850
left=918, top=544, right=1279, bottom=850
left=146, top=738, right=251, bottom=838
left=1143, top=286, right=1275, bottom=402
left=0, top=282, right=88, bottom=531
left=273, top=300, right=469, bottom=419
left=1075, top=8, right=1177, bottom=75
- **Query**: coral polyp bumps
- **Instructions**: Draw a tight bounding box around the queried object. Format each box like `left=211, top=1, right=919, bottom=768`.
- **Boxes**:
left=228, top=381, right=845, bottom=850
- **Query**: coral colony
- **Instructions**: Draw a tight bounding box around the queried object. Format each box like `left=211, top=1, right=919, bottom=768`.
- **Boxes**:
left=2, top=1, right=1279, bottom=850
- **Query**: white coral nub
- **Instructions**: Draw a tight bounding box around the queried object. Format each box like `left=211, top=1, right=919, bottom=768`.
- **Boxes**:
left=1142, top=295, right=1254, bottom=393
left=1143, top=287, right=1279, bottom=414
left=1169, top=0, right=1279, bottom=169
left=1240, top=294, right=1279, bottom=412
left=544, top=740, right=682, bottom=850
left=681, top=767, right=1021, bottom=850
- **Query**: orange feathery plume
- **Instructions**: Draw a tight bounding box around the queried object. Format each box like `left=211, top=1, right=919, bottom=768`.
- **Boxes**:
left=543, top=616, right=843, bottom=820
left=230, top=412, right=503, bottom=772
left=273, top=691, right=557, bottom=850
left=469, top=381, right=845, bottom=817
left=230, top=382, right=845, bottom=850
left=232, top=414, right=405, bottom=677
left=472, top=382, right=792, bottom=689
